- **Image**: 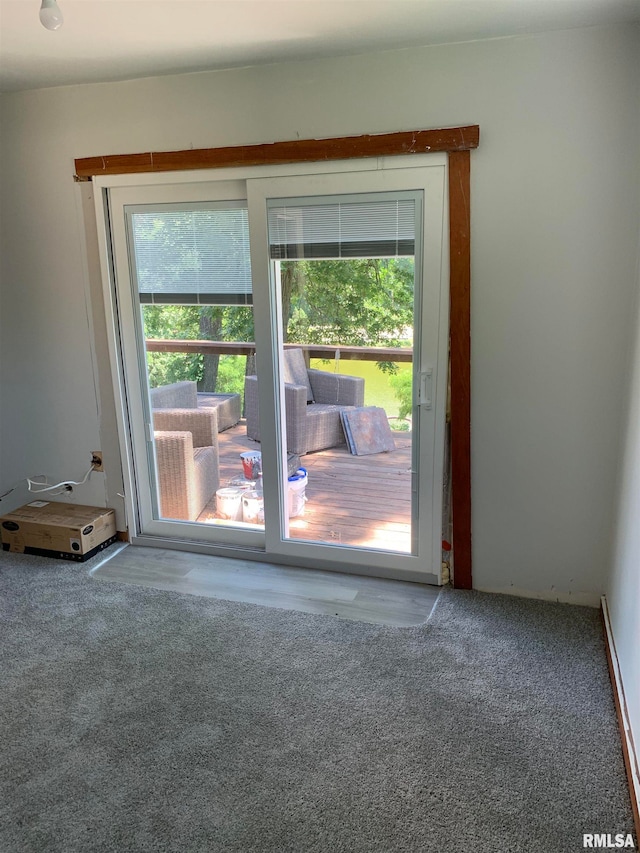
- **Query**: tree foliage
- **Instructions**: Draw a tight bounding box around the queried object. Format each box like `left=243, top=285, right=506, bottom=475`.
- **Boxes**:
left=389, top=370, right=413, bottom=420
left=142, top=305, right=254, bottom=393
left=285, top=258, right=413, bottom=350
left=143, top=257, right=414, bottom=396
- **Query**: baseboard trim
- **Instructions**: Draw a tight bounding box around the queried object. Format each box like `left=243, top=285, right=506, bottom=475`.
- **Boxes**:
left=601, top=595, right=640, bottom=840
left=116, top=530, right=130, bottom=542
left=475, top=584, right=601, bottom=607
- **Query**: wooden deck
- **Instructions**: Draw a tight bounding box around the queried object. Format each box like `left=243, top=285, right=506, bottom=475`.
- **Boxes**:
left=198, top=420, right=413, bottom=553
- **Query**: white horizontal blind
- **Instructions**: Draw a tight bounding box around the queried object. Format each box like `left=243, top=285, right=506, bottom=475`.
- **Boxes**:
left=268, top=198, right=415, bottom=260
left=127, top=204, right=252, bottom=304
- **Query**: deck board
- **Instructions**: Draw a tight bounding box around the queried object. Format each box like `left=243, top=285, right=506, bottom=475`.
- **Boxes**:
left=198, top=419, right=413, bottom=553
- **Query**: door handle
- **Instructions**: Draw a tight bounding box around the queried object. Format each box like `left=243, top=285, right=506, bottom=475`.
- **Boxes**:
left=418, top=369, right=433, bottom=409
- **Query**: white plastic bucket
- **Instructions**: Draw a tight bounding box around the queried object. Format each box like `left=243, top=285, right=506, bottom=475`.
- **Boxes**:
left=216, top=487, right=243, bottom=521
left=242, top=490, right=264, bottom=524
left=288, top=468, right=308, bottom=518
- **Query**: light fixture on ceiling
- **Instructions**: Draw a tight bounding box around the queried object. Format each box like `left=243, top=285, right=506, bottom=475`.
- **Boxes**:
left=39, top=0, right=63, bottom=30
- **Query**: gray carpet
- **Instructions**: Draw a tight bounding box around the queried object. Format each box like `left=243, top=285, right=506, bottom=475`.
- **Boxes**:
left=0, top=548, right=634, bottom=853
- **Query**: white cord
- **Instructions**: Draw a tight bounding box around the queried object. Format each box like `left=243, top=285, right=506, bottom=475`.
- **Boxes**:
left=27, top=465, right=94, bottom=494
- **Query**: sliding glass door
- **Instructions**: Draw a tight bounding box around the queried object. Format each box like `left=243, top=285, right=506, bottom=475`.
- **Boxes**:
left=107, top=179, right=264, bottom=549
left=247, top=166, right=447, bottom=578
left=264, top=192, right=419, bottom=555
left=127, top=200, right=254, bottom=526
left=102, top=158, right=448, bottom=582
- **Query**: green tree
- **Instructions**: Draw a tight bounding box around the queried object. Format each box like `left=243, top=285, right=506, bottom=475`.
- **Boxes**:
left=390, top=370, right=413, bottom=420
left=143, top=305, right=202, bottom=387
left=142, top=257, right=414, bottom=395
left=284, top=257, right=413, bottom=350
left=143, top=305, right=255, bottom=392
left=283, top=257, right=413, bottom=377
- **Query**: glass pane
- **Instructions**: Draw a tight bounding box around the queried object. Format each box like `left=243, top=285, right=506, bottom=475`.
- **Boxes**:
left=131, top=204, right=252, bottom=301
left=128, top=203, right=265, bottom=531
left=142, top=304, right=265, bottom=528
left=269, top=195, right=418, bottom=554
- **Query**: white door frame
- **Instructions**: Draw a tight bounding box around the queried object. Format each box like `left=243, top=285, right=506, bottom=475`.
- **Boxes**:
left=93, top=154, right=449, bottom=585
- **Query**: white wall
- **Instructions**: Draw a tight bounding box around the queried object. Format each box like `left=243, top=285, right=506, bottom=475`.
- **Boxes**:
left=608, top=245, right=640, bottom=791
left=1, top=25, right=639, bottom=604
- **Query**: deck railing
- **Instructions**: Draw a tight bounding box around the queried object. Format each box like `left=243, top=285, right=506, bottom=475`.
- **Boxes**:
left=145, top=340, right=413, bottom=363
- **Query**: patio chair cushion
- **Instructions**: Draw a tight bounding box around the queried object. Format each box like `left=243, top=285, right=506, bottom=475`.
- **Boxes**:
left=197, top=393, right=242, bottom=432
left=283, top=348, right=314, bottom=402
left=150, top=380, right=241, bottom=432
left=244, top=349, right=365, bottom=455
left=153, top=407, right=218, bottom=447
left=303, top=403, right=356, bottom=454
left=151, top=407, right=220, bottom=521
left=150, top=380, right=198, bottom=409
left=153, top=430, right=219, bottom=521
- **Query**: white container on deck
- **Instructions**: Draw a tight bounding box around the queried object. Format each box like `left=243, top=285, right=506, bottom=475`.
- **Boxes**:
left=288, top=468, right=308, bottom=518
left=216, top=487, right=244, bottom=521
left=242, top=490, right=264, bottom=524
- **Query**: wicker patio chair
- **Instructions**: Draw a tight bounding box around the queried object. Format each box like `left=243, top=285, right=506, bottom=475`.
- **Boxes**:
left=244, top=348, right=365, bottom=455
left=150, top=380, right=241, bottom=432
left=152, top=407, right=221, bottom=521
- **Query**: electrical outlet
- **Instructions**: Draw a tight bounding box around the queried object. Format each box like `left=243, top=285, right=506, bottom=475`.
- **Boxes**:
left=91, top=451, right=104, bottom=472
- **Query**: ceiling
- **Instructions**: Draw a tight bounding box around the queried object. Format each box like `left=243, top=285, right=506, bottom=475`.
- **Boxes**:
left=1, top=0, right=639, bottom=94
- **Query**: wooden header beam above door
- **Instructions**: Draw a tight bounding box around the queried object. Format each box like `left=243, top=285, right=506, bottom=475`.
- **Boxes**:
left=77, top=125, right=476, bottom=590
left=74, top=126, right=479, bottom=178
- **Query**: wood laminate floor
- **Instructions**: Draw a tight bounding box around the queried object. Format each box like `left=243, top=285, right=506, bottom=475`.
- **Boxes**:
left=92, top=545, right=441, bottom=627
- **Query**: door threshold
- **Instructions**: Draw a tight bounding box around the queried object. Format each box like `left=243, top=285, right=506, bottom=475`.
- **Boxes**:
left=91, top=544, right=441, bottom=628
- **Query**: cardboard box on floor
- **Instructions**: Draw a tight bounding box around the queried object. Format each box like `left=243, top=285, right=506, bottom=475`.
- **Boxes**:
left=1, top=501, right=116, bottom=562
